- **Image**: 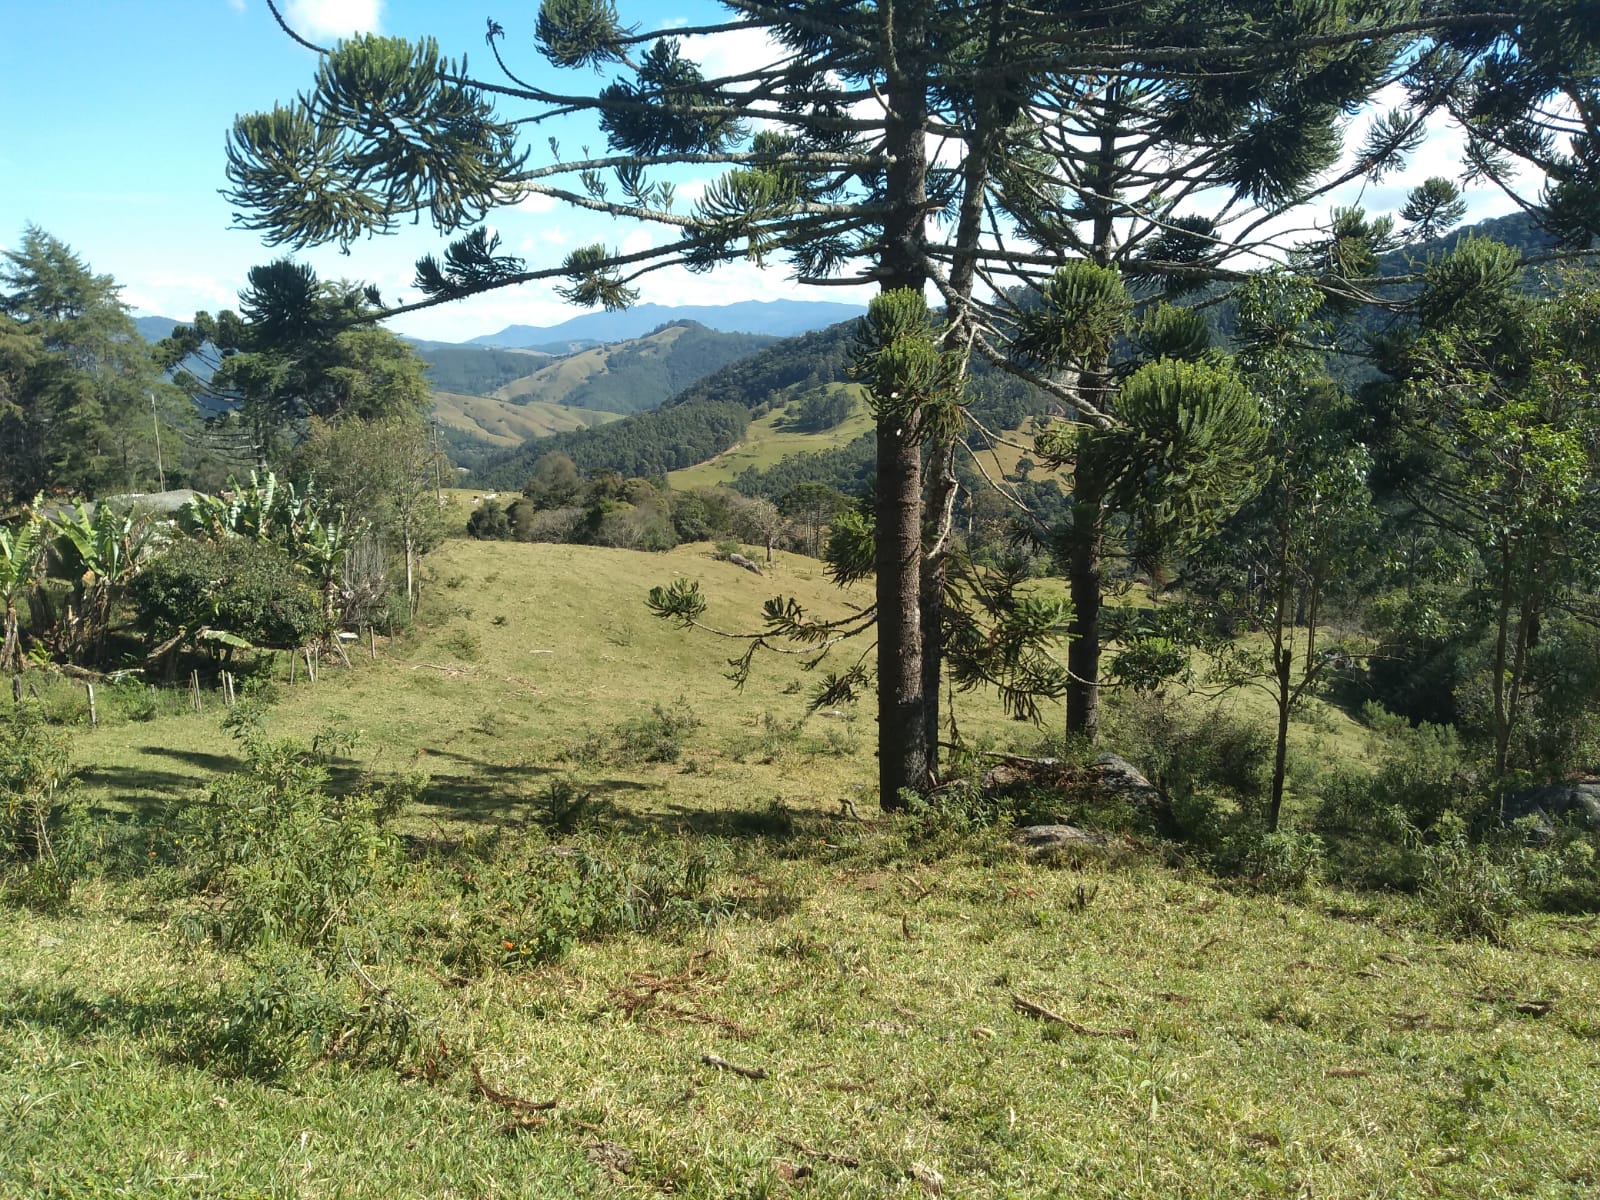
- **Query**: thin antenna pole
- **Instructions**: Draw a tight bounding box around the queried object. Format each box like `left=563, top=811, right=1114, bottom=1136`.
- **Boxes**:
left=150, top=393, right=166, bottom=491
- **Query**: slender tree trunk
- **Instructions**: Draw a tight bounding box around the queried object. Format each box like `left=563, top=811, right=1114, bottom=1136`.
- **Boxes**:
left=921, top=439, right=959, bottom=780
left=1, top=603, right=18, bottom=674
left=405, top=532, right=416, bottom=617
left=874, top=0, right=931, bottom=808
left=1065, top=125, right=1120, bottom=742
left=1270, top=642, right=1293, bottom=833
left=1491, top=551, right=1515, bottom=787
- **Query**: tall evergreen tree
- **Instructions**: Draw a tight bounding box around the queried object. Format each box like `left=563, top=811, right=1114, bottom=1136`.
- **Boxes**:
left=0, top=227, right=170, bottom=503
left=229, top=1, right=1600, bottom=798
left=158, top=260, right=431, bottom=468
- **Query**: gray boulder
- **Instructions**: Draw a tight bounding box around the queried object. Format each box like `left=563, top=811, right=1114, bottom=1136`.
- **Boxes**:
left=982, top=752, right=1168, bottom=828
left=727, top=552, right=762, bottom=575
left=1012, top=824, right=1108, bottom=858
left=1503, top=780, right=1600, bottom=836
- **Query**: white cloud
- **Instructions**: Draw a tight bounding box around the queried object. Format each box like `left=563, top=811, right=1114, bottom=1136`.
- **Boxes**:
left=685, top=25, right=784, bottom=86
left=124, top=273, right=240, bottom=318
left=283, top=0, right=382, bottom=41
left=619, top=229, right=656, bottom=256
left=515, top=191, right=558, bottom=215
left=225, top=0, right=246, bottom=14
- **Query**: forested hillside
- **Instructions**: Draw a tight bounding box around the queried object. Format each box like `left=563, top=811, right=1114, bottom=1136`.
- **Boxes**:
left=484, top=322, right=775, bottom=415
left=468, top=318, right=1054, bottom=492
left=417, top=345, right=552, bottom=396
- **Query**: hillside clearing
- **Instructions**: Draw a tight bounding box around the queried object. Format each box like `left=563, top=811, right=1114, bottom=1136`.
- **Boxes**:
left=2, top=540, right=1597, bottom=1199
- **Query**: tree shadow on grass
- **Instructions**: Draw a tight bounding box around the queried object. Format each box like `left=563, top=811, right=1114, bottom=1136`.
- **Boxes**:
left=593, top=796, right=862, bottom=848
left=77, top=745, right=250, bottom=818
left=1, top=979, right=370, bottom=1085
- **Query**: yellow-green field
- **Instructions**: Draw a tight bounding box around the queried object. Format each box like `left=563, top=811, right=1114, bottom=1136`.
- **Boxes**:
left=432, top=391, right=620, bottom=448
left=668, top=388, right=876, bottom=491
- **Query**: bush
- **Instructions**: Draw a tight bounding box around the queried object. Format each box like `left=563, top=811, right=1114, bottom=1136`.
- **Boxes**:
left=131, top=538, right=326, bottom=654
left=1107, top=692, right=1272, bottom=818
left=535, top=778, right=607, bottom=835
left=0, top=701, right=87, bottom=909
left=167, top=725, right=407, bottom=953
left=186, top=946, right=431, bottom=1081
left=613, top=698, right=701, bottom=764
left=1417, top=818, right=1524, bottom=943
left=466, top=499, right=511, bottom=540
left=1319, top=711, right=1482, bottom=835
left=1233, top=827, right=1325, bottom=893
left=455, top=835, right=728, bottom=969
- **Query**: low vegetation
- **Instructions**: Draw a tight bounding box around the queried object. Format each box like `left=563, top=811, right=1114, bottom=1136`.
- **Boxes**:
left=3, top=539, right=1599, bottom=1198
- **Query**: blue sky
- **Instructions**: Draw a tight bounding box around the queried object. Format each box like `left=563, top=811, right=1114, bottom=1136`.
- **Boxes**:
left=1, top=1, right=1533, bottom=344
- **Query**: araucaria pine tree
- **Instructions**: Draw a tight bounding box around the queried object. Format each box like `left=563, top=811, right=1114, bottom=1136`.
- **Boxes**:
left=230, top=0, right=1600, bottom=802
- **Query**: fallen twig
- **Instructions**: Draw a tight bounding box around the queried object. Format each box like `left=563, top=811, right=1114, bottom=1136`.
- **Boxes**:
left=617, top=994, right=755, bottom=1040
left=777, top=1136, right=860, bottom=1168
left=1012, top=993, right=1136, bottom=1039
left=701, top=1053, right=767, bottom=1080
left=471, top=1063, right=558, bottom=1114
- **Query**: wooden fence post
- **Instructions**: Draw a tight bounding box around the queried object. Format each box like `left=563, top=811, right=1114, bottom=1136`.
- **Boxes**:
left=86, top=682, right=96, bottom=728
left=190, top=669, right=201, bottom=713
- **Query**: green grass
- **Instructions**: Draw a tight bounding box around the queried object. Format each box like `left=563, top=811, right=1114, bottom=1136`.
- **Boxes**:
left=668, top=389, right=876, bottom=491
left=3, top=539, right=1599, bottom=1198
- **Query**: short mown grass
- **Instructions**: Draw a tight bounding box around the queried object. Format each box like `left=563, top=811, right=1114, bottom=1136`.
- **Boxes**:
left=3, top=539, right=1598, bottom=1198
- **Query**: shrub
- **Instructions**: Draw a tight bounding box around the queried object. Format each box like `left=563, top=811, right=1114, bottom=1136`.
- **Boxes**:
left=167, top=726, right=407, bottom=953
left=1319, top=712, right=1482, bottom=835
left=131, top=538, right=326, bottom=654
left=0, top=701, right=87, bottom=909
left=1417, top=818, right=1524, bottom=943
left=186, top=946, right=431, bottom=1081
left=613, top=697, right=701, bottom=764
left=443, top=627, right=482, bottom=661
left=1233, top=827, right=1325, bottom=893
left=535, top=778, right=607, bottom=835
left=1107, top=692, right=1272, bottom=818
left=466, top=499, right=512, bottom=540
left=461, top=835, right=728, bottom=969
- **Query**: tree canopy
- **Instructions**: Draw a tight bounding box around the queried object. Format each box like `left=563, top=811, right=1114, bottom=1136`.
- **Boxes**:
left=231, top=0, right=1600, bottom=803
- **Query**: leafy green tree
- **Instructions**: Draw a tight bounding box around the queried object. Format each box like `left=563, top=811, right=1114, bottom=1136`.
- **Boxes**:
left=780, top=482, right=851, bottom=559
left=44, top=500, right=155, bottom=664
left=0, top=228, right=173, bottom=503
left=131, top=538, right=325, bottom=668
left=293, top=417, right=449, bottom=617
left=231, top=0, right=1600, bottom=800
left=1375, top=252, right=1600, bottom=789
left=158, top=261, right=430, bottom=467
left=1196, top=275, right=1379, bottom=831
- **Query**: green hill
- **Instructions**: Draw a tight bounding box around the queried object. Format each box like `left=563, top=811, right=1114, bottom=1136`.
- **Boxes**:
left=418, top=345, right=554, bottom=395
left=431, top=390, right=621, bottom=448
left=469, top=318, right=1051, bottom=491
left=487, top=321, right=776, bottom=415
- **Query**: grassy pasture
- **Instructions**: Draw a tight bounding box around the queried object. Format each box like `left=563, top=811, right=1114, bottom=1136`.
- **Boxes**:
left=431, top=392, right=621, bottom=449
left=667, top=389, right=876, bottom=491
left=2, top=539, right=1598, bottom=1199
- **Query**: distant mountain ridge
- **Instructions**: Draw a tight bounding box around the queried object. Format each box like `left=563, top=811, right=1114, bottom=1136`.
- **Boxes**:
left=421, top=321, right=776, bottom=419
left=134, top=315, right=183, bottom=342
left=468, top=299, right=867, bottom=349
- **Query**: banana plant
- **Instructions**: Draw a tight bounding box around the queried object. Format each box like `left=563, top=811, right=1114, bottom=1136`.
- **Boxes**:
left=0, top=507, right=46, bottom=673
left=178, top=470, right=307, bottom=543
left=295, top=509, right=365, bottom=625
left=48, top=501, right=155, bottom=663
